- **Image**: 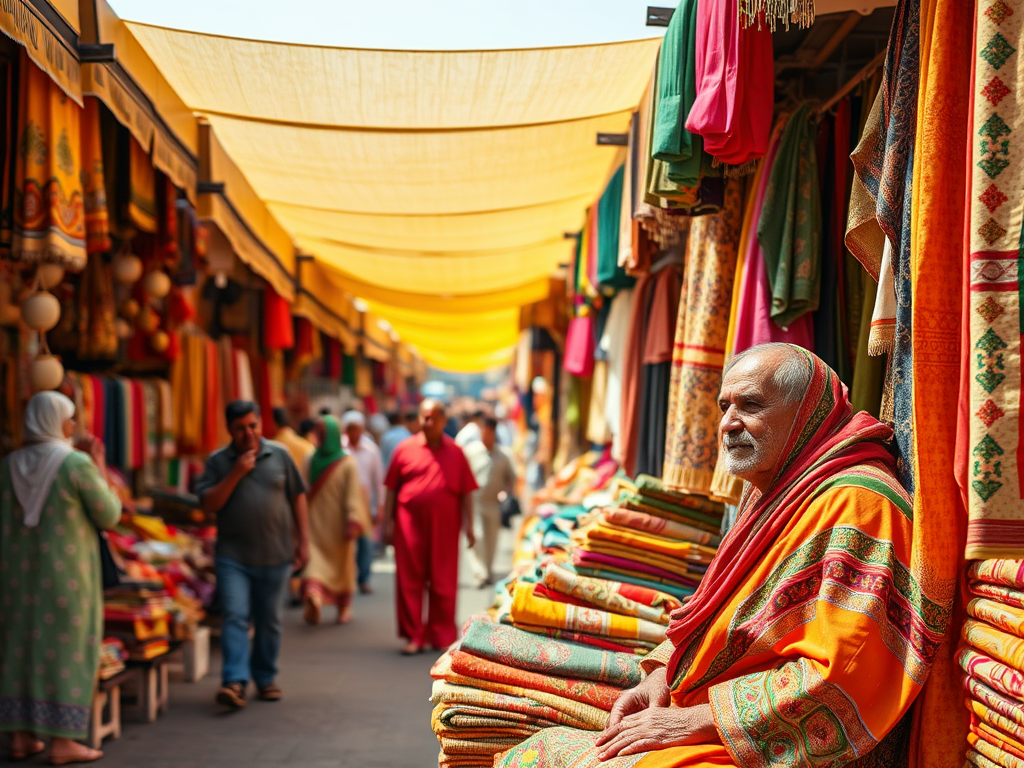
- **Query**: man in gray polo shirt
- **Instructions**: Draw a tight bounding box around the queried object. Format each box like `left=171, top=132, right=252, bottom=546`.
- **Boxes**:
left=197, top=400, right=309, bottom=709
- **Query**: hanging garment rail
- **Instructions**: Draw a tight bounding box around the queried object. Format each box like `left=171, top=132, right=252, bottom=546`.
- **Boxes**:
left=817, top=49, right=886, bottom=114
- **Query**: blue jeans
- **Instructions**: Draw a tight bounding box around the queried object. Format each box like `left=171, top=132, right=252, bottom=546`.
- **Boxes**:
left=356, top=534, right=373, bottom=587
left=216, top=557, right=292, bottom=687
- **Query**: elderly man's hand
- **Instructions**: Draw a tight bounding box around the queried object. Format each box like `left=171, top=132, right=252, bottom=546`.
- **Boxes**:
left=601, top=667, right=671, bottom=733
left=597, top=704, right=717, bottom=760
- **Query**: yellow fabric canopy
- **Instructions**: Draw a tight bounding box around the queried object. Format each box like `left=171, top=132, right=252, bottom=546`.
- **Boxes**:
left=118, top=21, right=660, bottom=369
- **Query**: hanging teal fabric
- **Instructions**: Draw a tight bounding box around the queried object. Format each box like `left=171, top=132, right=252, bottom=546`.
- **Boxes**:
left=651, top=0, right=702, bottom=189
left=341, top=353, right=357, bottom=386
left=596, top=165, right=634, bottom=291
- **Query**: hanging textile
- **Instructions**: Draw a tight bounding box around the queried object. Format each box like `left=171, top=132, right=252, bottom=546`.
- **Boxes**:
left=961, top=0, right=1024, bottom=559
left=264, top=286, right=295, bottom=350
left=564, top=312, right=596, bottom=378
left=12, top=51, right=86, bottom=270
left=685, top=0, right=773, bottom=167
left=651, top=0, right=702, bottom=190
left=635, top=263, right=684, bottom=479
left=0, top=60, right=14, bottom=257
left=663, top=180, right=744, bottom=497
left=80, top=98, right=111, bottom=255
left=74, top=254, right=118, bottom=360
left=127, top=136, right=157, bottom=234
left=757, top=103, right=822, bottom=330
left=600, top=288, right=635, bottom=461
left=902, top=1, right=973, bottom=766
left=171, top=333, right=206, bottom=454
left=726, top=116, right=815, bottom=358
left=813, top=105, right=853, bottom=383
left=595, top=165, right=633, bottom=291
left=619, top=274, right=655, bottom=477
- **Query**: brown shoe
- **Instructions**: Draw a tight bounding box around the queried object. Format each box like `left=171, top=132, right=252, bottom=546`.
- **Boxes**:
left=215, top=682, right=246, bottom=709
left=257, top=683, right=282, bottom=702
left=358, top=583, right=373, bottom=595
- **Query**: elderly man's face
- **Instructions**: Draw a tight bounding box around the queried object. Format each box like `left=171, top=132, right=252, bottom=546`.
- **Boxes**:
left=718, top=353, right=803, bottom=492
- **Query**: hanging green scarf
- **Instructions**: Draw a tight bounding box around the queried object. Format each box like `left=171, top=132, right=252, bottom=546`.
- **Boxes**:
left=757, top=103, right=822, bottom=329
left=651, top=0, right=702, bottom=188
left=308, top=415, right=345, bottom=487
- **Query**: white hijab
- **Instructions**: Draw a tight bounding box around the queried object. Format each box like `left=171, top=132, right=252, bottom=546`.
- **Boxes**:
left=9, top=391, right=75, bottom=527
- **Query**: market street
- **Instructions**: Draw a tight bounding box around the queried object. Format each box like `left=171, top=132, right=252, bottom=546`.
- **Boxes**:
left=99, top=542, right=507, bottom=768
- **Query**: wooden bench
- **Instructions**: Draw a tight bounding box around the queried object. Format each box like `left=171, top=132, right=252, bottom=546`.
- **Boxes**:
left=89, top=669, right=133, bottom=749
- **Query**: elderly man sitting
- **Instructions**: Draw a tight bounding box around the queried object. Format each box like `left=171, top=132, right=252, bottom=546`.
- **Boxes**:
left=497, top=344, right=949, bottom=768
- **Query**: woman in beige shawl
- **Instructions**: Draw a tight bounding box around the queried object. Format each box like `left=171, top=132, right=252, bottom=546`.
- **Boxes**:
left=299, top=416, right=371, bottom=625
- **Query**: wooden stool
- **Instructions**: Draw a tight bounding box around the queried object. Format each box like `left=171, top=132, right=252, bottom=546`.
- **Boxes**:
left=125, top=655, right=170, bottom=723
left=89, top=670, right=131, bottom=749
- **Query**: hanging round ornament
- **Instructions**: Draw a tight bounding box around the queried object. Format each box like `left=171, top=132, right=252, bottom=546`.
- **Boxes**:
left=137, top=305, right=160, bottom=335
left=29, top=353, right=64, bottom=392
left=115, top=318, right=134, bottom=340
left=142, top=270, right=172, bottom=299
left=36, top=264, right=65, bottom=290
left=119, top=298, right=140, bottom=320
left=113, top=253, right=143, bottom=284
left=20, top=290, right=61, bottom=332
left=150, top=330, right=170, bottom=353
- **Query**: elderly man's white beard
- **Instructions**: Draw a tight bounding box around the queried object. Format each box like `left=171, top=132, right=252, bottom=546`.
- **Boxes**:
left=722, top=428, right=773, bottom=477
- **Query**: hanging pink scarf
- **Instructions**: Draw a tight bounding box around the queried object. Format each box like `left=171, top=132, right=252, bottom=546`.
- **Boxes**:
left=685, top=0, right=773, bottom=166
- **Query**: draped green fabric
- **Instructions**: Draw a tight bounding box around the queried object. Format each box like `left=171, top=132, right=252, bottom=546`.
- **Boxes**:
left=757, top=103, right=822, bottom=329
left=308, top=415, right=345, bottom=486
left=651, top=0, right=702, bottom=188
left=595, top=164, right=633, bottom=291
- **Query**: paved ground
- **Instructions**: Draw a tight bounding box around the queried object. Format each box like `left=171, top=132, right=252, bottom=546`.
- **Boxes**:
left=98, top=533, right=511, bottom=768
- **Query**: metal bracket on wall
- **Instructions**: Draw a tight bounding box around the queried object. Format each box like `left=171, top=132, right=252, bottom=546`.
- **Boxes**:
left=596, top=133, right=628, bottom=146
left=646, top=6, right=674, bottom=26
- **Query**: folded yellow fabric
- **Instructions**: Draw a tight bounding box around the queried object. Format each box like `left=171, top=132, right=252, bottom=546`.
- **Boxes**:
left=510, top=582, right=667, bottom=646
left=971, top=598, right=1024, bottom=639
left=541, top=563, right=678, bottom=624
left=964, top=619, right=1024, bottom=672
left=584, top=521, right=717, bottom=564
left=578, top=539, right=704, bottom=579
left=430, top=682, right=594, bottom=730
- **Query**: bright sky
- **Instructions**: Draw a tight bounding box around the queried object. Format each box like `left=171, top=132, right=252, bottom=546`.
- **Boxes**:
left=107, top=0, right=676, bottom=49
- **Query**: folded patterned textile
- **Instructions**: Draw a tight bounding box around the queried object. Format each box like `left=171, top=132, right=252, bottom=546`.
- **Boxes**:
left=965, top=619, right=1024, bottom=672
left=511, top=582, right=667, bottom=646
left=431, top=681, right=595, bottom=730
left=633, top=474, right=726, bottom=515
left=974, top=712, right=1024, bottom=753
left=603, top=507, right=722, bottom=547
left=972, top=704, right=1024, bottom=751
left=439, top=736, right=524, bottom=755
left=577, top=538, right=707, bottom=580
left=435, top=703, right=565, bottom=730
left=618, top=493, right=722, bottom=533
left=457, top=620, right=643, bottom=688
left=508, top=622, right=656, bottom=653
left=969, top=730, right=1024, bottom=767
left=969, top=676, right=1024, bottom=730
left=961, top=649, right=1024, bottom=702
left=572, top=549, right=702, bottom=589
left=445, top=650, right=622, bottom=711
left=971, top=598, right=1024, bottom=639
left=966, top=747, right=1005, bottom=768
left=438, top=750, right=490, bottom=768
left=972, top=561, right=1024, bottom=590
left=583, top=521, right=717, bottom=564
left=541, top=563, right=681, bottom=624
left=573, top=564, right=695, bottom=602
left=438, top=674, right=609, bottom=730
left=974, top=581, right=1024, bottom=612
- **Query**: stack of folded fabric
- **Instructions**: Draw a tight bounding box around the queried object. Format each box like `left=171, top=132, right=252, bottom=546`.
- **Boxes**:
left=431, top=622, right=642, bottom=768
left=503, top=563, right=674, bottom=654
left=572, top=475, right=722, bottom=601
left=959, top=560, right=1024, bottom=768
left=98, top=638, right=128, bottom=680
left=104, top=581, right=174, bottom=661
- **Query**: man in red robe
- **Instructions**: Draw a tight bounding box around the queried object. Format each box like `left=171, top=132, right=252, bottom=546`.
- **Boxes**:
left=384, top=399, right=477, bottom=655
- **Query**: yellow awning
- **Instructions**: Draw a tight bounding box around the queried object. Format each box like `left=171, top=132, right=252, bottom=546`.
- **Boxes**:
left=0, top=0, right=80, bottom=102
left=79, top=0, right=198, bottom=199
left=198, top=122, right=297, bottom=301
left=118, top=21, right=660, bottom=370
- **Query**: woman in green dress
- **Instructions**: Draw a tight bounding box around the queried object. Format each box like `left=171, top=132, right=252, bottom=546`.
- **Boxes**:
left=0, top=391, right=121, bottom=764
